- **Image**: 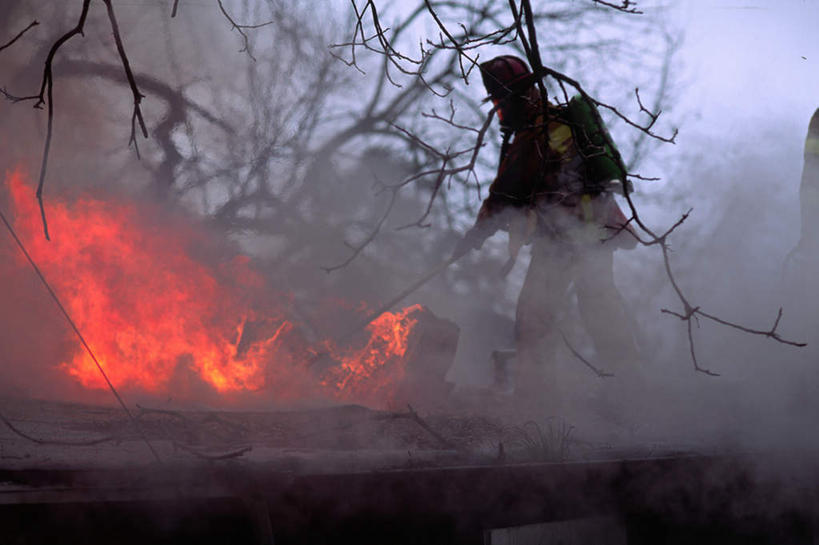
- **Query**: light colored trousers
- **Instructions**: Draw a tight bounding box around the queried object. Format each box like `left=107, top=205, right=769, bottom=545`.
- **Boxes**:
left=515, top=227, right=637, bottom=382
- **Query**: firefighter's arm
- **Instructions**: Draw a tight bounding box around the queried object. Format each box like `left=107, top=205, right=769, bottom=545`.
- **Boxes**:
left=451, top=203, right=501, bottom=259
left=499, top=207, right=538, bottom=277
left=452, top=132, right=535, bottom=259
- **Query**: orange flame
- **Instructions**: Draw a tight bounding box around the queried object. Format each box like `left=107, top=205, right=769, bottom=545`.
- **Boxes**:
left=3, top=170, right=419, bottom=405
left=323, top=304, right=422, bottom=403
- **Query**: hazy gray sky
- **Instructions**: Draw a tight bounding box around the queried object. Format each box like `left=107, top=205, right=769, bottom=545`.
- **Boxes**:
left=675, top=1, right=818, bottom=131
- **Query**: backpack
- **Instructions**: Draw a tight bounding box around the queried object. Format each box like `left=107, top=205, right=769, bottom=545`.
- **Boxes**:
left=562, top=94, right=631, bottom=195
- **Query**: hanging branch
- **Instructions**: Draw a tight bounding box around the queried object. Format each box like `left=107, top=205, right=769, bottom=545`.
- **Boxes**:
left=28, top=0, right=92, bottom=240
left=0, top=20, right=39, bottom=54
left=6, top=0, right=149, bottom=239
left=101, top=0, right=149, bottom=158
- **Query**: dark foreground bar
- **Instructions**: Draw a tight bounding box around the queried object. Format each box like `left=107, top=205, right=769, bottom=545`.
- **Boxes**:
left=0, top=453, right=815, bottom=545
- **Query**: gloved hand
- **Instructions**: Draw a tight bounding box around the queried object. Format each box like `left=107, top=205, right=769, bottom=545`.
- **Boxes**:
left=451, top=225, right=488, bottom=259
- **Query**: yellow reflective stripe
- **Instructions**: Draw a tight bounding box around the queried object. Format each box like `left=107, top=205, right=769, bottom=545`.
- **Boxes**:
left=548, top=122, right=573, bottom=155
left=580, top=194, right=594, bottom=223
left=805, top=137, right=819, bottom=156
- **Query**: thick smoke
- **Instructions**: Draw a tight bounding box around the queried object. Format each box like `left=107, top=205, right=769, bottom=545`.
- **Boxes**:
left=0, top=1, right=818, bottom=471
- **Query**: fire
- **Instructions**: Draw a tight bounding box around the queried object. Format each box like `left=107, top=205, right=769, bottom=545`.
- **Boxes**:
left=2, top=169, right=419, bottom=405
left=322, top=304, right=422, bottom=403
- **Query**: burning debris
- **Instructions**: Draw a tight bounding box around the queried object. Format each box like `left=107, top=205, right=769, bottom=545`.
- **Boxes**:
left=1, top=170, right=458, bottom=408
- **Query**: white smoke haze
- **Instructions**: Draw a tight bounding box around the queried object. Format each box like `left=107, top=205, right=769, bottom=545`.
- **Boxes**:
left=0, top=0, right=818, bottom=474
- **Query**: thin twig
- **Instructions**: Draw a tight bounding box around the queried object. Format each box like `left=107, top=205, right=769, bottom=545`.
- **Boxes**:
left=423, top=0, right=475, bottom=81
left=0, top=409, right=120, bottom=446
left=629, top=173, right=661, bottom=181
left=676, top=310, right=719, bottom=376
left=173, top=442, right=253, bottom=460
left=136, top=404, right=192, bottom=421
left=102, top=0, right=149, bottom=155
left=634, top=87, right=659, bottom=130
left=397, top=152, right=449, bottom=229
left=592, top=0, right=642, bottom=14
left=0, top=20, right=39, bottom=54
left=216, top=0, right=274, bottom=61
left=560, top=332, right=613, bottom=377
left=322, top=184, right=399, bottom=273
left=380, top=404, right=460, bottom=451
left=535, top=64, right=677, bottom=144
left=0, top=87, right=39, bottom=103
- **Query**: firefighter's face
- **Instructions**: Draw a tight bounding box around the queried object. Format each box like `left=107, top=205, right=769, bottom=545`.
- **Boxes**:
left=493, top=97, right=523, bottom=131
left=492, top=88, right=535, bottom=131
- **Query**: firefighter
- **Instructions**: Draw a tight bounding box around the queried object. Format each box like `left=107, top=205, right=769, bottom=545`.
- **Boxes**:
left=783, top=108, right=819, bottom=334
left=794, top=108, right=819, bottom=255
left=453, top=55, right=639, bottom=403
left=784, top=109, right=819, bottom=283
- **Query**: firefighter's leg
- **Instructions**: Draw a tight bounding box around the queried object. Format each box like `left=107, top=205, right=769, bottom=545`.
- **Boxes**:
left=514, top=239, right=572, bottom=408
left=573, top=247, right=639, bottom=375
left=573, top=247, right=647, bottom=429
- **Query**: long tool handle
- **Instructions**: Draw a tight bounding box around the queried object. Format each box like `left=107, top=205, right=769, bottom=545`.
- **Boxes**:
left=336, top=253, right=462, bottom=345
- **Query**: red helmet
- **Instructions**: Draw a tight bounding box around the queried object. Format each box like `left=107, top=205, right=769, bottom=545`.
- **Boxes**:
left=480, top=55, right=534, bottom=100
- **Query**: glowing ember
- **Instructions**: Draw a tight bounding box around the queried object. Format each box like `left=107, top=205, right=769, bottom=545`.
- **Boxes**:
left=2, top=169, right=419, bottom=405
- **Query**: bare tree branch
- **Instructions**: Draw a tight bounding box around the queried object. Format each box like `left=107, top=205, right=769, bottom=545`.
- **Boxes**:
left=592, top=0, right=643, bottom=14
left=216, top=0, right=274, bottom=61
left=323, top=184, right=399, bottom=273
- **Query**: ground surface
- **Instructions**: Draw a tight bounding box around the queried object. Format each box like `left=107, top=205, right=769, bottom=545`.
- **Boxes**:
left=0, top=396, right=699, bottom=474
left=0, top=398, right=815, bottom=545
